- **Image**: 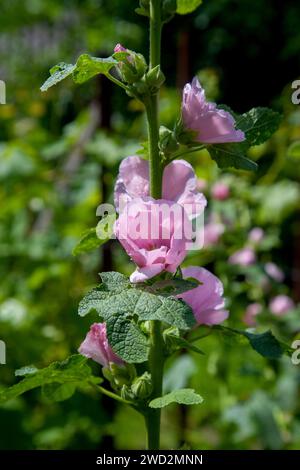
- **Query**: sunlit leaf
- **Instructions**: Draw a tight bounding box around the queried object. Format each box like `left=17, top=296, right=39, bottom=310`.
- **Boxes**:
left=149, top=388, right=203, bottom=408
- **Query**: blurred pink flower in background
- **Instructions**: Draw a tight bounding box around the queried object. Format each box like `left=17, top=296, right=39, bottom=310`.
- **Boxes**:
left=229, top=247, right=256, bottom=266
left=178, top=266, right=229, bottom=325
left=114, top=156, right=206, bottom=219
left=211, top=181, right=230, bottom=201
left=243, top=303, right=262, bottom=326
left=182, top=77, right=245, bottom=144
left=196, top=178, right=208, bottom=192
left=264, top=262, right=284, bottom=282
left=79, top=323, right=124, bottom=367
left=248, top=227, right=265, bottom=244
left=115, top=198, right=192, bottom=282
left=269, top=295, right=295, bottom=316
left=203, top=219, right=225, bottom=247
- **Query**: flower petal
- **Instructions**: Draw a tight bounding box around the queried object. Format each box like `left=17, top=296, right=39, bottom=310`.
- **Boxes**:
left=162, top=160, right=207, bottom=219
left=182, top=77, right=245, bottom=144
left=114, top=156, right=149, bottom=212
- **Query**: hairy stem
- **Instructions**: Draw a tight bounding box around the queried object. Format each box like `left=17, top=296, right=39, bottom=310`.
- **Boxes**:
left=145, top=0, right=164, bottom=450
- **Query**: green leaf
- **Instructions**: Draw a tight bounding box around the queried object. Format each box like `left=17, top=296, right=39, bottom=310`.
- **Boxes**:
left=72, top=54, right=117, bottom=84
left=41, top=55, right=118, bottom=91
left=214, top=326, right=284, bottom=360
left=72, top=228, right=102, bottom=256
left=242, top=330, right=284, bottom=360
left=135, top=0, right=150, bottom=17
left=208, top=143, right=258, bottom=172
left=42, top=383, right=76, bottom=402
left=106, top=313, right=149, bottom=363
left=142, top=278, right=199, bottom=296
left=78, top=272, right=195, bottom=331
left=176, top=0, right=202, bottom=15
left=287, top=140, right=300, bottom=159
left=0, top=355, right=96, bottom=404
left=40, top=63, right=76, bottom=91
left=149, top=388, right=203, bottom=408
left=136, top=141, right=149, bottom=157
left=235, top=107, right=282, bottom=146
left=98, top=271, right=131, bottom=292
left=164, top=330, right=205, bottom=355
left=73, top=215, right=115, bottom=256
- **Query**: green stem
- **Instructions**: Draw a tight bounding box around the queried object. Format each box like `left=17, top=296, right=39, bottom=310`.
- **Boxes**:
left=91, top=382, right=131, bottom=405
left=106, top=73, right=130, bottom=92
left=146, top=96, right=162, bottom=197
left=171, top=145, right=205, bottom=161
left=145, top=0, right=164, bottom=450
left=146, top=320, right=164, bottom=449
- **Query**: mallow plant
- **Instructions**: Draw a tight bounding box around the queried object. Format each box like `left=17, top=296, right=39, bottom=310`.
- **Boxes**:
left=0, top=0, right=289, bottom=450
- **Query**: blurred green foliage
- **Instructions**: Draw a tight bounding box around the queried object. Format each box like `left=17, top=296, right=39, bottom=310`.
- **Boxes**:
left=0, top=0, right=300, bottom=450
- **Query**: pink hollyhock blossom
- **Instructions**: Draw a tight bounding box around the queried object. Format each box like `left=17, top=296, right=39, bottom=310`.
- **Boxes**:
left=211, top=181, right=230, bottom=201
left=182, top=77, right=245, bottom=144
left=115, top=198, right=192, bottom=282
left=114, top=156, right=206, bottom=219
left=265, top=262, right=284, bottom=282
left=178, top=266, right=229, bottom=325
left=203, top=220, right=225, bottom=247
left=243, top=303, right=262, bottom=326
left=114, top=43, right=127, bottom=53
left=269, top=295, right=295, bottom=316
left=248, top=227, right=265, bottom=244
left=79, top=323, right=124, bottom=367
left=229, top=247, right=256, bottom=266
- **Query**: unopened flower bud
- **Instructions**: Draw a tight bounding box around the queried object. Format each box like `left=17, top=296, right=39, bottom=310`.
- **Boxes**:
left=109, top=363, right=135, bottom=387
left=145, top=65, right=165, bottom=92
left=159, top=126, right=178, bottom=154
left=121, top=384, right=135, bottom=402
left=113, top=45, right=147, bottom=84
left=131, top=372, right=152, bottom=399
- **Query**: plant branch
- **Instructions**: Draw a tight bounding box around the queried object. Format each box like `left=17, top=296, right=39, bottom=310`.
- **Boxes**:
left=90, top=382, right=132, bottom=405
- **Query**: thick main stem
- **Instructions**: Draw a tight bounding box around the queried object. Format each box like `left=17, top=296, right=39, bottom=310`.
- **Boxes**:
left=146, top=0, right=164, bottom=450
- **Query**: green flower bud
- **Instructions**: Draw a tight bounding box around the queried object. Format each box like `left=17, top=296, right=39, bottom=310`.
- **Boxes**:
left=105, top=363, right=136, bottom=388
left=145, top=65, right=165, bottom=93
left=163, top=326, right=181, bottom=353
left=159, top=126, right=179, bottom=155
left=131, top=372, right=153, bottom=399
left=114, top=47, right=147, bottom=85
left=121, top=384, right=135, bottom=402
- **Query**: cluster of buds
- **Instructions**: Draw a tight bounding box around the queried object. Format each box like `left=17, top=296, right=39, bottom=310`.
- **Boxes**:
left=113, top=44, right=165, bottom=98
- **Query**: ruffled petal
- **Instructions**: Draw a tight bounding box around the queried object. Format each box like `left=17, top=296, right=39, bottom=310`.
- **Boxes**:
left=114, top=156, right=149, bottom=212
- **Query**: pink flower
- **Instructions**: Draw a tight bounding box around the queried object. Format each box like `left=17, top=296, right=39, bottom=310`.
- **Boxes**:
left=79, top=323, right=124, bottom=367
left=196, top=178, right=208, bottom=192
left=178, top=266, right=229, bottom=325
left=211, top=182, right=230, bottom=201
left=182, top=77, right=245, bottom=144
left=248, top=227, right=264, bottom=244
left=243, top=303, right=262, bottom=326
left=269, top=295, right=295, bottom=316
left=114, top=44, right=127, bottom=53
left=265, top=262, right=284, bottom=283
left=114, top=156, right=206, bottom=219
left=229, top=247, right=256, bottom=266
left=203, top=220, right=225, bottom=247
left=115, top=198, right=192, bottom=282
